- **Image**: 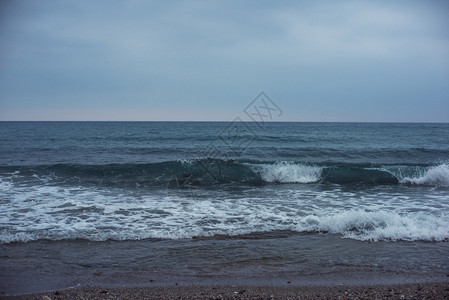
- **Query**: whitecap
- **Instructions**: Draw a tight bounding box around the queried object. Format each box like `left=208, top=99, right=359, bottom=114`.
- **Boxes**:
left=249, top=162, right=322, bottom=183
left=400, top=164, right=449, bottom=187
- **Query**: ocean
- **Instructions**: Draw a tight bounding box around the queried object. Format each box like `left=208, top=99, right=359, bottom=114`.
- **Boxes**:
left=1, top=121, right=448, bottom=294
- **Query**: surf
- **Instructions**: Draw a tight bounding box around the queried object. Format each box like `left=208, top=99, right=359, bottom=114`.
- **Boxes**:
left=2, top=161, right=449, bottom=187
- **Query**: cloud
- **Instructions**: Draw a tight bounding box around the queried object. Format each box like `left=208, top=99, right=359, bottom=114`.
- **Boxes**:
left=0, top=0, right=448, bottom=121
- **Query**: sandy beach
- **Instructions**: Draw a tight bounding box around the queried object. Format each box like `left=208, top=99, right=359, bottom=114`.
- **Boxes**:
left=4, top=282, right=449, bottom=299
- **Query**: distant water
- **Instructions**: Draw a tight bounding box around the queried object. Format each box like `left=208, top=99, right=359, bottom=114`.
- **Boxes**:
left=1, top=122, right=448, bottom=293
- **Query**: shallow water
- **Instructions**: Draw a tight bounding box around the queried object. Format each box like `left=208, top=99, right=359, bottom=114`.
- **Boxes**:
left=1, top=233, right=449, bottom=294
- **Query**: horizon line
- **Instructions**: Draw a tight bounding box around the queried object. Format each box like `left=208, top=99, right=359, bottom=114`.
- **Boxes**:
left=0, top=120, right=448, bottom=124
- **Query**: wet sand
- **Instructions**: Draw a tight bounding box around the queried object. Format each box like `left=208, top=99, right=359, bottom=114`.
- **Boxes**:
left=5, top=282, right=449, bottom=300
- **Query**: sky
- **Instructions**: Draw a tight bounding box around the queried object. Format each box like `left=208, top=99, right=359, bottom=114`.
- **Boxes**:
left=0, top=0, right=448, bottom=122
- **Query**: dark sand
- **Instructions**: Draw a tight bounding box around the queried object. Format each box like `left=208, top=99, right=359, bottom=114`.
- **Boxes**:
left=4, top=283, right=449, bottom=300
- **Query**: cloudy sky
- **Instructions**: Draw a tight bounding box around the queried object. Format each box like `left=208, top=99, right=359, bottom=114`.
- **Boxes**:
left=0, top=0, right=448, bottom=121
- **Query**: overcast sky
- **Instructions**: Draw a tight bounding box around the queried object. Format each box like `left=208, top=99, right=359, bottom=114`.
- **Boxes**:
left=0, top=0, right=448, bottom=121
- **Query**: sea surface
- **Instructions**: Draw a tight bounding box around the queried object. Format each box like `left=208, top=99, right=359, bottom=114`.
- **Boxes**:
left=1, top=121, right=448, bottom=294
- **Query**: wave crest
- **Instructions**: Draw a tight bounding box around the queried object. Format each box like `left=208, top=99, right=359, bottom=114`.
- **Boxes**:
left=2, top=161, right=449, bottom=187
left=304, top=210, right=449, bottom=241
left=250, top=162, right=322, bottom=183
left=400, top=164, right=449, bottom=187
left=2, top=209, right=447, bottom=243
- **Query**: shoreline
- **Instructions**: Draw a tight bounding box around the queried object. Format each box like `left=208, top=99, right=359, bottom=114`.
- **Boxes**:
left=5, top=282, right=449, bottom=299
left=2, top=267, right=448, bottom=296
left=2, top=237, right=448, bottom=297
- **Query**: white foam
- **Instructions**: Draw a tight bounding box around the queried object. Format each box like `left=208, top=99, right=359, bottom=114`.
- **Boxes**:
left=300, top=210, right=449, bottom=242
left=1, top=172, right=448, bottom=243
left=0, top=231, right=36, bottom=243
left=400, top=164, right=449, bottom=187
left=0, top=178, right=13, bottom=192
left=249, top=162, right=322, bottom=183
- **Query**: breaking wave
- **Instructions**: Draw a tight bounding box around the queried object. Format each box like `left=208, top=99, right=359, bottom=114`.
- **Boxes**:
left=2, top=160, right=448, bottom=187
left=399, top=164, right=449, bottom=187
left=1, top=161, right=448, bottom=244
left=1, top=206, right=447, bottom=243
left=248, top=162, right=322, bottom=183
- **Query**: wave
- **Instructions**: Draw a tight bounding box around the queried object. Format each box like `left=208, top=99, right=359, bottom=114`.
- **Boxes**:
left=303, top=210, right=449, bottom=241
left=1, top=209, right=447, bottom=243
left=399, top=164, right=449, bottom=187
left=1, top=160, right=448, bottom=187
left=1, top=161, right=448, bottom=244
left=248, top=162, right=322, bottom=183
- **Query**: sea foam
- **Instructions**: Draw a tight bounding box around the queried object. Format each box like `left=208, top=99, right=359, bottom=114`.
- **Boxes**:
left=250, top=162, right=322, bottom=183
left=2, top=178, right=447, bottom=243
left=301, top=210, right=449, bottom=242
left=400, top=164, right=449, bottom=187
left=1, top=161, right=448, bottom=244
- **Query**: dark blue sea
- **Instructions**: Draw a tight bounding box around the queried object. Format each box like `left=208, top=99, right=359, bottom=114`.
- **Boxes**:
left=1, top=122, right=448, bottom=294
